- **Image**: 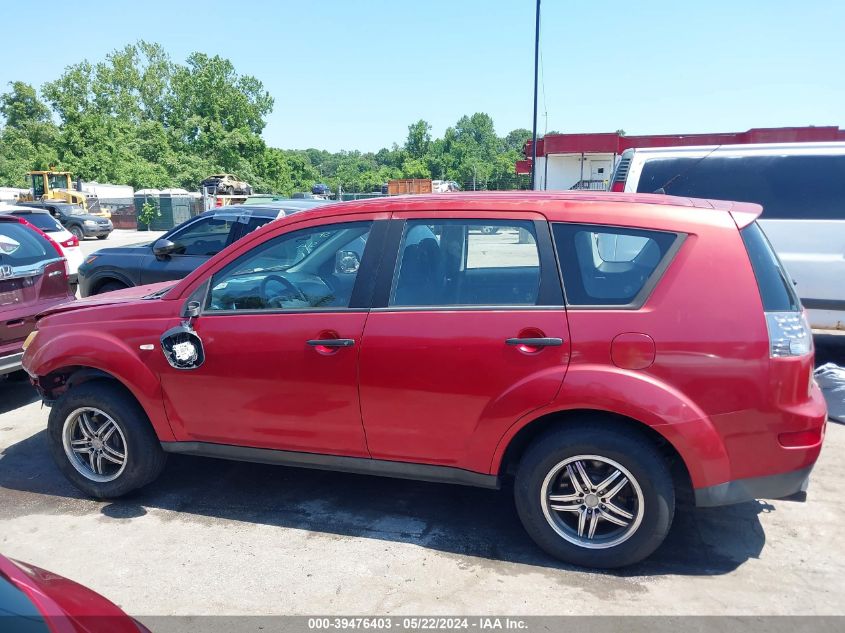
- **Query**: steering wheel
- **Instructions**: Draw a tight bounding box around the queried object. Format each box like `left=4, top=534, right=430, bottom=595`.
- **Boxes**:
left=260, top=274, right=306, bottom=307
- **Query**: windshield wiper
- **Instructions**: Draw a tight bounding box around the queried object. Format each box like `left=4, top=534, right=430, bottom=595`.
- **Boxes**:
left=143, top=285, right=175, bottom=299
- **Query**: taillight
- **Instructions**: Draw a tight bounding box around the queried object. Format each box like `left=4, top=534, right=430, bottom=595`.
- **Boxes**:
left=59, top=235, right=79, bottom=248
left=765, top=311, right=812, bottom=358
left=610, top=182, right=625, bottom=192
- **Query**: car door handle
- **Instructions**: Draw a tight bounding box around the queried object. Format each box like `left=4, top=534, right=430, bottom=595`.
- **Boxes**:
left=505, top=337, right=563, bottom=347
left=307, top=338, right=355, bottom=348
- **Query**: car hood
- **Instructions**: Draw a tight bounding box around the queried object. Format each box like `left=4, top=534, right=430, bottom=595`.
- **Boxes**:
left=37, top=281, right=175, bottom=319
left=71, top=213, right=112, bottom=223
left=0, top=554, right=139, bottom=630
left=90, top=242, right=153, bottom=256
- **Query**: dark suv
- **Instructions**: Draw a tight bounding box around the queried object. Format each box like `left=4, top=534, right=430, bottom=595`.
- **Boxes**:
left=78, top=201, right=329, bottom=296
left=18, top=201, right=113, bottom=241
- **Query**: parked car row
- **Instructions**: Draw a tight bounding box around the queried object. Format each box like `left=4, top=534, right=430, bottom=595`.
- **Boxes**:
left=20, top=191, right=827, bottom=569
left=0, top=214, right=75, bottom=379
left=78, top=199, right=330, bottom=296
left=19, top=200, right=114, bottom=240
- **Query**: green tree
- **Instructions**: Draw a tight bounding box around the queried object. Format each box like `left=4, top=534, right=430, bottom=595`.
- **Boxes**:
left=503, top=128, right=532, bottom=153
left=405, top=119, right=431, bottom=159
left=0, top=82, right=60, bottom=186
left=0, top=82, right=52, bottom=128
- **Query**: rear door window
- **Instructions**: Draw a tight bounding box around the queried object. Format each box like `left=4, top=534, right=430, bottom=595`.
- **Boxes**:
left=390, top=220, right=542, bottom=307
left=552, top=223, right=679, bottom=307
left=636, top=154, right=845, bottom=220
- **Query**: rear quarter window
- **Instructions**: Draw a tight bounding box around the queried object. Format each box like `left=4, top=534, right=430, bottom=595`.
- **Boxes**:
left=740, top=222, right=801, bottom=311
left=552, top=223, right=680, bottom=307
left=636, top=154, right=845, bottom=220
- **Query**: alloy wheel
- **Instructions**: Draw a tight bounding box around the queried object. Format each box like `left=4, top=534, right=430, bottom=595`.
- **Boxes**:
left=540, top=454, right=644, bottom=549
left=62, top=407, right=128, bottom=483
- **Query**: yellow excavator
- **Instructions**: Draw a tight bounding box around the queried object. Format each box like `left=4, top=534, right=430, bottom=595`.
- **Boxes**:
left=17, top=170, right=110, bottom=218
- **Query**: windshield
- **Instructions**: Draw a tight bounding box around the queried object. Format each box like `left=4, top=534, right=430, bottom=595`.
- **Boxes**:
left=229, top=229, right=338, bottom=277
left=47, top=173, right=71, bottom=190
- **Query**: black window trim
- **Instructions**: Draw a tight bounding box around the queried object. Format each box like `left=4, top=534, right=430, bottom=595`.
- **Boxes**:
left=550, top=221, right=687, bottom=310
left=370, top=217, right=563, bottom=312
left=198, top=219, right=388, bottom=316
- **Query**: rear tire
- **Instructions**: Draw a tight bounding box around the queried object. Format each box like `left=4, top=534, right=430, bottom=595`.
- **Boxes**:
left=47, top=381, right=166, bottom=499
left=514, top=422, right=674, bottom=568
left=95, top=280, right=128, bottom=295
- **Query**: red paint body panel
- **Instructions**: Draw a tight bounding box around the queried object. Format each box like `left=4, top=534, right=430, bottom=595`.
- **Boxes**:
left=21, top=192, right=828, bottom=497
left=0, top=554, right=140, bottom=633
left=163, top=311, right=369, bottom=455
left=359, top=310, right=570, bottom=467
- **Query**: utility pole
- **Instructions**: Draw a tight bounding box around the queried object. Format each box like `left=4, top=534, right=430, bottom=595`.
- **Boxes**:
left=530, top=0, right=541, bottom=190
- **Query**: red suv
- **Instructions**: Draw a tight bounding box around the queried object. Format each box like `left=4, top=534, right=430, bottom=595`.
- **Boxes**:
left=21, top=192, right=827, bottom=568
left=1, top=215, right=74, bottom=379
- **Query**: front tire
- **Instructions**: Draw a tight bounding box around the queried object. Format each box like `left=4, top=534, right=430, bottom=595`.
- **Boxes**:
left=70, top=225, right=85, bottom=240
left=47, top=381, right=166, bottom=498
left=514, top=423, right=674, bottom=568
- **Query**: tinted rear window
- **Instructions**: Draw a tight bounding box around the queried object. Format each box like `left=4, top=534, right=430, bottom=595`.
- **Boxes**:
left=636, top=154, right=845, bottom=220
left=14, top=213, right=63, bottom=232
left=0, top=222, right=53, bottom=267
left=740, top=222, right=801, bottom=311
left=552, top=223, right=678, bottom=306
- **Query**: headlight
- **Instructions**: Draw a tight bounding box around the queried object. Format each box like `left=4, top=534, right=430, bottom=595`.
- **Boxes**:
left=83, top=220, right=97, bottom=227
left=22, top=330, right=38, bottom=351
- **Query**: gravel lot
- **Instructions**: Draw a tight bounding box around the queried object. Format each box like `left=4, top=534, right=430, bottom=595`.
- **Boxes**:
left=0, top=236, right=843, bottom=618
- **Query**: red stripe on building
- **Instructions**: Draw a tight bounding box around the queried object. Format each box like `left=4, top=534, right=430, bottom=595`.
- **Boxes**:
left=518, top=126, right=845, bottom=173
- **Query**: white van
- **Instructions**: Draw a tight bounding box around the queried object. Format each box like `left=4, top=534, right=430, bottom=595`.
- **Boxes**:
left=610, top=142, right=845, bottom=329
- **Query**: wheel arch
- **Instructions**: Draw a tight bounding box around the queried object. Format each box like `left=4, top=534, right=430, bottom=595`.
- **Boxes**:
left=494, top=408, right=709, bottom=498
left=90, top=272, right=133, bottom=294
left=37, top=363, right=174, bottom=441
left=26, top=327, right=176, bottom=442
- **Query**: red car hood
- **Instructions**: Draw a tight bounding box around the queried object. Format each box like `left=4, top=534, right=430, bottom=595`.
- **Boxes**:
left=38, top=282, right=175, bottom=319
left=0, top=554, right=144, bottom=632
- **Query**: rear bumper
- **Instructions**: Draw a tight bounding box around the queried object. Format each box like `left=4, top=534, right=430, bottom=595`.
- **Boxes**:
left=0, top=351, right=24, bottom=376
left=695, top=464, right=814, bottom=507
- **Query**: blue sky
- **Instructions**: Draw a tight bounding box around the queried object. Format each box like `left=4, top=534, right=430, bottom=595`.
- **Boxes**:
left=0, top=0, right=842, bottom=152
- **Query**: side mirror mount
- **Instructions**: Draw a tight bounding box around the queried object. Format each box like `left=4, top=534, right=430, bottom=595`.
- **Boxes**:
left=153, top=238, right=177, bottom=259
left=182, top=300, right=201, bottom=319
left=335, top=250, right=361, bottom=274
